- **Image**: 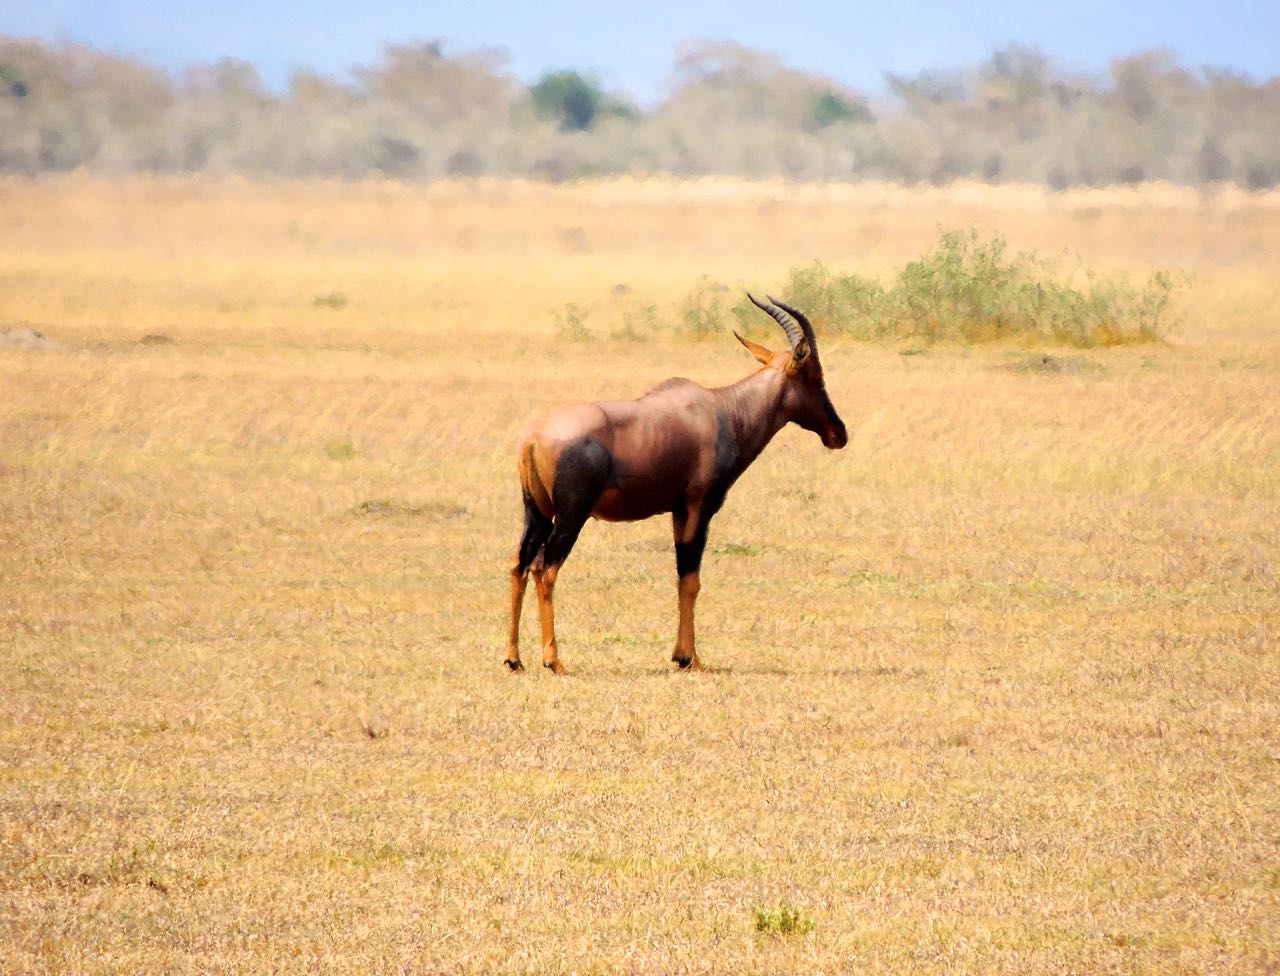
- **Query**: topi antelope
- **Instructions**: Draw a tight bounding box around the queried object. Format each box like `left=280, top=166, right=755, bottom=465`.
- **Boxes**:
left=506, top=295, right=847, bottom=674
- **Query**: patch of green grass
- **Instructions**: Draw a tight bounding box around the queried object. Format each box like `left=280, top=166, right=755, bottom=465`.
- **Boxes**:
left=753, top=903, right=816, bottom=936
left=713, top=542, right=761, bottom=557
left=324, top=437, right=357, bottom=461
left=312, top=291, right=348, bottom=309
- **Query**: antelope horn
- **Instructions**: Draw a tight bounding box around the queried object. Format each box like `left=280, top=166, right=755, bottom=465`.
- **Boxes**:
left=747, top=293, right=803, bottom=351
left=767, top=295, right=817, bottom=349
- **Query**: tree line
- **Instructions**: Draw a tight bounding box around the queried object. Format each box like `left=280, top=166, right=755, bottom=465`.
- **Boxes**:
left=2, top=36, right=1277, bottom=187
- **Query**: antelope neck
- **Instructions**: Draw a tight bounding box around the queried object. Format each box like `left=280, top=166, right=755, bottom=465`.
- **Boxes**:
left=714, top=367, right=790, bottom=473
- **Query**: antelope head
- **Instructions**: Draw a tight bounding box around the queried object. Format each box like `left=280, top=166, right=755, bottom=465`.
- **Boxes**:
left=738, top=294, right=848, bottom=449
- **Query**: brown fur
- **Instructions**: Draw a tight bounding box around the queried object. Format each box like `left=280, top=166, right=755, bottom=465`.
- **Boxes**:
left=506, top=297, right=847, bottom=674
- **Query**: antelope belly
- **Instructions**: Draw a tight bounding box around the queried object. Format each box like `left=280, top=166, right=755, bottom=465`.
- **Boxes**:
left=591, top=484, right=674, bottom=522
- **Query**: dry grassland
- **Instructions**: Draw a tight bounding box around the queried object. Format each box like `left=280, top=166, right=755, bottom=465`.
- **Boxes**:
left=2, top=176, right=1278, bottom=974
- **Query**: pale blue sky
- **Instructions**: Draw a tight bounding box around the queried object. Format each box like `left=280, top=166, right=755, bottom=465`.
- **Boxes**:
left=3, top=1, right=1277, bottom=104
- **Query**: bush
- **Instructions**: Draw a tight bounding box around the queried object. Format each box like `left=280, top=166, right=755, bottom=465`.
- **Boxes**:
left=713, top=230, right=1181, bottom=347
left=552, top=302, right=592, bottom=341
left=678, top=276, right=737, bottom=338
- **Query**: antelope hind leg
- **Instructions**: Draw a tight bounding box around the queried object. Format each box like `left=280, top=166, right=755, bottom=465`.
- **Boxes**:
left=532, top=560, right=567, bottom=675
left=506, top=497, right=552, bottom=673
left=506, top=557, right=528, bottom=672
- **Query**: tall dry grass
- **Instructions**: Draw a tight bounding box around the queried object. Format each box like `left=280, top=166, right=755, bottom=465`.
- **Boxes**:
left=1, top=177, right=1277, bottom=974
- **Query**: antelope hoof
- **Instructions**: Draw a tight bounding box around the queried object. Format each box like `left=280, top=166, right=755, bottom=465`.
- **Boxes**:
left=543, top=659, right=568, bottom=676
left=505, top=659, right=525, bottom=673
left=672, top=654, right=703, bottom=672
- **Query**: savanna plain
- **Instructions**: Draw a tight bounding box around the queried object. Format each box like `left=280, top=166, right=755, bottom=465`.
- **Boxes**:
left=1, top=177, right=1278, bottom=974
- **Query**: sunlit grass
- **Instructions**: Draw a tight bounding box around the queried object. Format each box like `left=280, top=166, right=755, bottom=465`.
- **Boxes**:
left=1, top=176, right=1277, bottom=974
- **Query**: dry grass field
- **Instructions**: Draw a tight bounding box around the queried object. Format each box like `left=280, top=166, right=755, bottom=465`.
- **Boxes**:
left=2, top=176, right=1278, bottom=974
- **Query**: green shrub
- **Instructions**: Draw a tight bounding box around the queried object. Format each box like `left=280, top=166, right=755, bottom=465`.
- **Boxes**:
left=552, top=302, right=592, bottom=341
left=709, top=230, right=1182, bottom=347
left=678, top=276, right=736, bottom=338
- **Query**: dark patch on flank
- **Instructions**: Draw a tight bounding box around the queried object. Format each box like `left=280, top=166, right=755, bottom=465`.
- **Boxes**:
left=542, top=436, right=614, bottom=567
left=554, top=436, right=617, bottom=498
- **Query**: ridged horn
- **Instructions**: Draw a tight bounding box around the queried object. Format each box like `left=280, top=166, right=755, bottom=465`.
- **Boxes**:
left=766, top=295, right=817, bottom=350
left=747, top=293, right=803, bottom=351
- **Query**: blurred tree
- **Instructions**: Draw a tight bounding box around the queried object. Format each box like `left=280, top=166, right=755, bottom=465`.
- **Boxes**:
left=354, top=41, right=514, bottom=125
left=528, top=70, right=636, bottom=131
left=0, top=59, right=26, bottom=97
left=981, top=45, right=1052, bottom=106
left=811, top=90, right=873, bottom=129
left=883, top=68, right=967, bottom=107
left=0, top=35, right=1277, bottom=186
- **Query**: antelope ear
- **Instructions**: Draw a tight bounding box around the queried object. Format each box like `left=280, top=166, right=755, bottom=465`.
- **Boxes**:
left=734, top=331, right=775, bottom=365
left=785, top=337, right=811, bottom=373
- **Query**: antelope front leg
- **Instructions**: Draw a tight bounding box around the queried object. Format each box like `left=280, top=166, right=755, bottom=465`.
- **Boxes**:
left=532, top=560, right=567, bottom=675
left=671, top=510, right=708, bottom=671
left=674, top=571, right=703, bottom=670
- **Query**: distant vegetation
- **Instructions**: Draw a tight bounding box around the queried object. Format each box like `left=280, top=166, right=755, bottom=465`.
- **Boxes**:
left=2, top=36, right=1279, bottom=186
left=671, top=231, right=1182, bottom=347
